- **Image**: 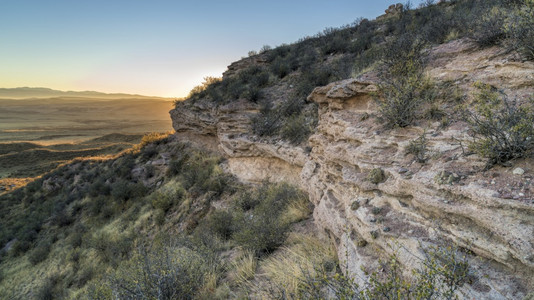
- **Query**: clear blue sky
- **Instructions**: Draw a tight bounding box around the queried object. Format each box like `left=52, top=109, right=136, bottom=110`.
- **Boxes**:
left=0, top=0, right=425, bottom=97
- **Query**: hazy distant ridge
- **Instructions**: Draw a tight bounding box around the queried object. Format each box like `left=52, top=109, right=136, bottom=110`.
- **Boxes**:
left=0, top=87, right=167, bottom=100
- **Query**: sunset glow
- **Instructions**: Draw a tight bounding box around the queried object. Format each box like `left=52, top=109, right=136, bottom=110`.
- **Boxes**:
left=1, top=0, right=426, bottom=97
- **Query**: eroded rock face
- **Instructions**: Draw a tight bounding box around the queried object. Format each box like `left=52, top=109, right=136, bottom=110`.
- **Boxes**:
left=303, top=80, right=533, bottom=299
left=169, top=39, right=534, bottom=298
left=170, top=97, right=307, bottom=185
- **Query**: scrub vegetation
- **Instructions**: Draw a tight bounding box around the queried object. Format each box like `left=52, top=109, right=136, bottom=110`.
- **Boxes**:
left=0, top=134, right=473, bottom=299
left=3, top=0, right=533, bottom=298
left=178, top=0, right=533, bottom=144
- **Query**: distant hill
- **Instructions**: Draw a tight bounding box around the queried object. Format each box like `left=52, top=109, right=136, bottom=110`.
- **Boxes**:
left=0, top=87, right=168, bottom=100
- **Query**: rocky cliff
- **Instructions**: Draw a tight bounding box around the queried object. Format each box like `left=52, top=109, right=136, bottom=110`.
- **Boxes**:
left=170, top=39, right=534, bottom=299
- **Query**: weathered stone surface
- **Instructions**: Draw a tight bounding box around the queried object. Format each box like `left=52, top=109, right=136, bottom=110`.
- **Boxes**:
left=513, top=167, right=525, bottom=175
left=222, top=53, right=268, bottom=78
left=302, top=77, right=534, bottom=299
left=428, top=39, right=534, bottom=96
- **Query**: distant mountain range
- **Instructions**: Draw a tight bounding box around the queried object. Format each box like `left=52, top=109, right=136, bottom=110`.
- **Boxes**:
left=0, top=87, right=168, bottom=100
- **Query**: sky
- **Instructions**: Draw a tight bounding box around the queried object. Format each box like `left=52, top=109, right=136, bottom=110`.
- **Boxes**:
left=0, top=0, right=427, bottom=98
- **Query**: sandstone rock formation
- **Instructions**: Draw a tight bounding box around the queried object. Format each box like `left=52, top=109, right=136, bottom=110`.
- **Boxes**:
left=377, top=3, right=404, bottom=20
left=170, top=39, right=534, bottom=299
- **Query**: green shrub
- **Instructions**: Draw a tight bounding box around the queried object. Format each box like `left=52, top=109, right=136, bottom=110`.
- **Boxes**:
left=203, top=210, right=235, bottom=240
left=28, top=241, right=51, bottom=265
left=233, top=209, right=289, bottom=256
left=277, top=245, right=470, bottom=300
left=377, top=34, right=433, bottom=128
left=232, top=183, right=304, bottom=256
left=151, top=184, right=185, bottom=212
left=295, top=66, right=333, bottom=98
left=280, top=114, right=312, bottom=145
left=180, top=153, right=227, bottom=195
left=367, top=168, right=386, bottom=184
left=35, top=275, right=59, bottom=300
left=320, top=32, right=350, bottom=55
left=73, top=266, right=93, bottom=288
left=405, top=132, right=429, bottom=163
left=166, top=150, right=189, bottom=177
left=86, top=195, right=107, bottom=217
left=187, top=76, right=222, bottom=100
left=154, top=209, right=166, bottom=226
left=222, top=77, right=245, bottom=101
left=9, top=240, right=31, bottom=257
left=237, top=65, right=263, bottom=84
left=200, top=172, right=231, bottom=197
left=270, top=56, right=291, bottom=78
left=471, top=6, right=508, bottom=46
left=110, top=179, right=131, bottom=201
left=251, top=70, right=270, bottom=88
left=107, top=242, right=218, bottom=300
left=267, top=44, right=291, bottom=62
left=88, top=179, right=110, bottom=197
left=234, top=190, right=261, bottom=211
left=504, top=0, right=534, bottom=60
left=91, top=232, right=133, bottom=266
left=242, top=85, right=261, bottom=102
left=252, top=101, right=281, bottom=137
left=417, top=2, right=456, bottom=44
left=463, top=83, right=534, bottom=167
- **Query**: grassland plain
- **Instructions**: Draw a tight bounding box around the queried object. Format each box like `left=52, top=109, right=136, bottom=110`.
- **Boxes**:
left=0, top=96, right=173, bottom=192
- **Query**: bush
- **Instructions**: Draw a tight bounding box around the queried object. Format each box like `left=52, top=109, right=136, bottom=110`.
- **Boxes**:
left=233, top=208, right=289, bottom=256
left=320, top=33, right=350, bottom=55
left=280, top=114, right=312, bottom=145
left=234, top=190, right=261, bottom=211
left=35, top=275, right=59, bottom=300
left=405, top=132, right=429, bottom=163
left=463, top=83, right=534, bottom=167
left=243, top=85, right=261, bottom=102
left=9, top=240, right=31, bottom=257
left=179, top=152, right=228, bottom=195
left=471, top=6, right=508, bottom=46
left=107, top=242, right=218, bottom=300
left=203, top=210, right=235, bottom=240
left=505, top=0, right=534, bottom=60
left=28, top=241, right=51, bottom=265
left=270, top=56, right=291, bottom=78
left=367, top=168, right=386, bottom=184
left=377, top=34, right=433, bottom=128
left=110, top=179, right=131, bottom=201
left=187, top=76, right=222, bottom=100
left=151, top=184, right=186, bottom=212
left=232, top=183, right=304, bottom=256
left=92, top=231, right=133, bottom=266
left=275, top=245, right=470, bottom=300
left=252, top=101, right=281, bottom=137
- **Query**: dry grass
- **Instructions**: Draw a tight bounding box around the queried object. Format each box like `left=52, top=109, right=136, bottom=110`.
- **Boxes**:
left=229, top=250, right=258, bottom=286
left=0, top=177, right=35, bottom=195
left=281, top=193, right=312, bottom=224
left=258, top=233, right=337, bottom=298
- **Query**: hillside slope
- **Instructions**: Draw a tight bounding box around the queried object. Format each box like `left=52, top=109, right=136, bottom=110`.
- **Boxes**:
left=169, top=1, right=534, bottom=298
left=1, top=0, right=533, bottom=299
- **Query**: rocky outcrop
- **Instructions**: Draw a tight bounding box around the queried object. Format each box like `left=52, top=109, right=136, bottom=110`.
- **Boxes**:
left=223, top=53, right=268, bottom=78
left=169, top=39, right=534, bottom=298
left=170, top=98, right=306, bottom=186
left=377, top=3, right=404, bottom=20
left=302, top=79, right=533, bottom=299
